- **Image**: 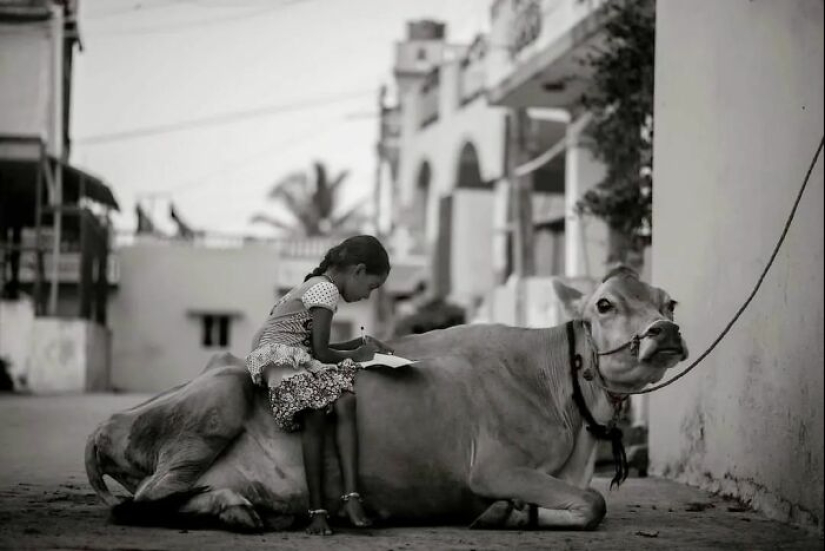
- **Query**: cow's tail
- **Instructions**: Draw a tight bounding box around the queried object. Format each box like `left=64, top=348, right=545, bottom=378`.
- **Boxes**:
left=85, top=430, right=120, bottom=507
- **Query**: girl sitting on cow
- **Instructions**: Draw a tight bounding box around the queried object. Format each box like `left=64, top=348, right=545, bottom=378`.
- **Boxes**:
left=246, top=235, right=392, bottom=535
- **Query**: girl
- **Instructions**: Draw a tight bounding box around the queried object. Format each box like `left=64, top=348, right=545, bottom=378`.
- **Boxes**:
left=246, top=235, right=392, bottom=536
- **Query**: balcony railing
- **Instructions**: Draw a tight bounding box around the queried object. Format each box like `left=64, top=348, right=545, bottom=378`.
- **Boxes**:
left=0, top=0, right=52, bottom=21
left=17, top=250, right=120, bottom=285
left=490, top=0, right=601, bottom=60
left=418, top=68, right=441, bottom=128
left=458, top=36, right=488, bottom=106
left=511, top=0, right=543, bottom=57
left=379, top=105, right=401, bottom=157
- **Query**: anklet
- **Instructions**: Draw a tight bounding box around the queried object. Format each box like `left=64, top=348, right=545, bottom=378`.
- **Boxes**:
left=341, top=492, right=362, bottom=502
left=308, top=508, right=329, bottom=517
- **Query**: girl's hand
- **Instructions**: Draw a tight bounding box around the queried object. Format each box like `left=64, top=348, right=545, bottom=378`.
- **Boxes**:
left=351, top=342, right=379, bottom=362
left=364, top=336, right=394, bottom=355
left=305, top=362, right=326, bottom=375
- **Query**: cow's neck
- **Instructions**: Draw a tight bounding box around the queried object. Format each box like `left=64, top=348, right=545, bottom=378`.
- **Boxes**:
left=538, top=323, right=614, bottom=428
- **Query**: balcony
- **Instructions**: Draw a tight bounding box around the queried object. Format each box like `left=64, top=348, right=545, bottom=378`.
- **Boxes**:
left=487, top=0, right=607, bottom=109
left=458, top=36, right=488, bottom=106
left=418, top=68, right=441, bottom=129
left=17, top=249, right=120, bottom=285
left=0, top=0, right=52, bottom=22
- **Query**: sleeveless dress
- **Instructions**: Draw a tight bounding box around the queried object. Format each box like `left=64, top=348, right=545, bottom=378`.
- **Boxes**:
left=246, top=277, right=361, bottom=431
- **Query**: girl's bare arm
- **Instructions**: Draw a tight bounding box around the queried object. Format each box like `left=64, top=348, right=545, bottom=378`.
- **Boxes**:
left=329, top=338, right=362, bottom=351
left=309, top=308, right=377, bottom=363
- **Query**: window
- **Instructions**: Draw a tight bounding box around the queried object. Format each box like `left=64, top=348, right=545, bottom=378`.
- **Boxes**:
left=200, top=314, right=232, bottom=348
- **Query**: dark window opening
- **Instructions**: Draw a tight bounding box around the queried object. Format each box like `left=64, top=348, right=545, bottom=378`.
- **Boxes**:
left=201, top=314, right=231, bottom=348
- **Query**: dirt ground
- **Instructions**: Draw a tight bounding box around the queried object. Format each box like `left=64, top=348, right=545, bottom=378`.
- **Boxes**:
left=0, top=394, right=821, bottom=551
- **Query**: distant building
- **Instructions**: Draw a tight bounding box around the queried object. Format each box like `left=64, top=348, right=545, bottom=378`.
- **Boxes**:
left=378, top=15, right=611, bottom=327
left=107, top=233, right=424, bottom=392
left=0, top=0, right=119, bottom=393
left=486, top=0, right=614, bottom=278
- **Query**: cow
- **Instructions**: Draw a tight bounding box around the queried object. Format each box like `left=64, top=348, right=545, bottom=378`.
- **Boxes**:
left=85, top=267, right=688, bottom=531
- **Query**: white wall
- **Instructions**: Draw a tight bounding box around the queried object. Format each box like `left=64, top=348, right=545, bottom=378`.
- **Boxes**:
left=26, top=319, right=110, bottom=393
left=0, top=297, right=110, bottom=393
left=449, top=189, right=495, bottom=307
left=0, top=298, right=36, bottom=388
left=651, top=0, right=824, bottom=530
left=108, top=240, right=377, bottom=392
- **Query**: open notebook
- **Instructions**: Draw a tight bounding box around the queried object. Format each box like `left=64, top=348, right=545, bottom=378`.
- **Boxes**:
left=360, top=353, right=417, bottom=369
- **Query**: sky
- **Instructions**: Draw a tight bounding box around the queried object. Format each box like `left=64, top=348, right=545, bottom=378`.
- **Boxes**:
left=71, top=0, right=491, bottom=237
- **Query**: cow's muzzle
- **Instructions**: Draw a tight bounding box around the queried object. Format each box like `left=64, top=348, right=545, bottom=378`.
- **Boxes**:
left=638, top=320, right=688, bottom=364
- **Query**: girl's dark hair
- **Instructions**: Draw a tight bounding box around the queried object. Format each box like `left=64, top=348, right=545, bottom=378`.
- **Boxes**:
left=304, top=235, right=391, bottom=281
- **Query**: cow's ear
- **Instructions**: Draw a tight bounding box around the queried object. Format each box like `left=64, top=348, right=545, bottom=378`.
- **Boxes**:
left=552, top=278, right=585, bottom=319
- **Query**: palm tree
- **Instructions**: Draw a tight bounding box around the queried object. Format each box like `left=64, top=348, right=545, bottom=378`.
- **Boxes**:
left=251, top=161, right=365, bottom=237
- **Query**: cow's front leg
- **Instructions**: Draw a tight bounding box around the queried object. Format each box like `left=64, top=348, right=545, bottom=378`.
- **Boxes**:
left=468, top=466, right=606, bottom=530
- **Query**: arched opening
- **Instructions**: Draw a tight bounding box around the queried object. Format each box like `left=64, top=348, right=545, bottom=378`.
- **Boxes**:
left=412, top=161, right=432, bottom=250
left=455, top=141, right=485, bottom=189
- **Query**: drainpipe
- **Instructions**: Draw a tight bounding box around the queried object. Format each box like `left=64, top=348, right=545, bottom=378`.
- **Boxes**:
left=48, top=164, right=62, bottom=316
left=48, top=6, right=65, bottom=316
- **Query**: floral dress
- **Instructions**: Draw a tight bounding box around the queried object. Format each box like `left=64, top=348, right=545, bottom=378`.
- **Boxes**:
left=246, top=277, right=360, bottom=432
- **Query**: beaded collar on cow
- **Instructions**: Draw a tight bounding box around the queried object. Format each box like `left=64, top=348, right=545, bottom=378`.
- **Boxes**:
left=565, top=321, right=629, bottom=489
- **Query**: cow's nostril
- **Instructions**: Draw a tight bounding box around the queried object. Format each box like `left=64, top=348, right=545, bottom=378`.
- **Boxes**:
left=647, top=326, right=661, bottom=336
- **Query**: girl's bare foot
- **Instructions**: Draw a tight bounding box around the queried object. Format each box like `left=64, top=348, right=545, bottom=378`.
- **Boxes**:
left=306, top=511, right=333, bottom=535
left=342, top=493, right=372, bottom=528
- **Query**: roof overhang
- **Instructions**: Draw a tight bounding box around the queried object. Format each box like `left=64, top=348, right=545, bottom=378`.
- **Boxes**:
left=487, top=6, right=608, bottom=111
left=1, top=135, right=119, bottom=229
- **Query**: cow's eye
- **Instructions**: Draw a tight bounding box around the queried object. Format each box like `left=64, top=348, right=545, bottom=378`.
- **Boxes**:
left=667, top=300, right=678, bottom=312
left=596, top=299, right=613, bottom=314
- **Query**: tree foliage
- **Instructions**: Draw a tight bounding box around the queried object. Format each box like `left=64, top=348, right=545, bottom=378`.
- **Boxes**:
left=576, top=0, right=655, bottom=262
left=251, top=161, right=365, bottom=237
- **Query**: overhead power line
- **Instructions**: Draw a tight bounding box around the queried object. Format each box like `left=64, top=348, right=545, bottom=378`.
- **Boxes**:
left=75, top=88, right=375, bottom=145
left=83, top=0, right=314, bottom=36
left=168, top=116, right=371, bottom=196
left=84, top=0, right=182, bottom=21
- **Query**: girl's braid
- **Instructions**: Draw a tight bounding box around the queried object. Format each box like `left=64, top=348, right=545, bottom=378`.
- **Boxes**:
left=304, top=245, right=338, bottom=281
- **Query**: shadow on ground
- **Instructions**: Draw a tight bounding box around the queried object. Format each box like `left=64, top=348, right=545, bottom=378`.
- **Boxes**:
left=0, top=394, right=821, bottom=550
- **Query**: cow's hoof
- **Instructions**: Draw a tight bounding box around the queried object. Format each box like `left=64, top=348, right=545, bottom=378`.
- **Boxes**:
left=582, top=489, right=607, bottom=530
left=470, top=500, right=514, bottom=529
left=219, top=503, right=264, bottom=532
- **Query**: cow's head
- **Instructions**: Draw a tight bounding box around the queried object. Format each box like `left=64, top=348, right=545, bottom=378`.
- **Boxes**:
left=552, top=267, right=689, bottom=391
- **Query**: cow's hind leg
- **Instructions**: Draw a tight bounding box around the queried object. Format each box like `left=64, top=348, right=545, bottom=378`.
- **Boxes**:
left=178, top=488, right=267, bottom=532
left=469, top=467, right=606, bottom=530
left=113, top=487, right=271, bottom=532
left=128, top=362, right=256, bottom=504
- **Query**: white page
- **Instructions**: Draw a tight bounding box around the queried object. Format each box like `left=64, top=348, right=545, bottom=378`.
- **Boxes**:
left=360, top=353, right=417, bottom=369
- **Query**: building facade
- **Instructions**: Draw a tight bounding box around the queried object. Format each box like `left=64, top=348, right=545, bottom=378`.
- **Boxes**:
left=381, top=18, right=590, bottom=327
left=0, top=0, right=119, bottom=393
